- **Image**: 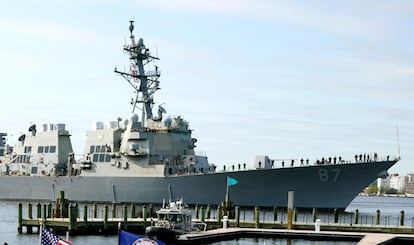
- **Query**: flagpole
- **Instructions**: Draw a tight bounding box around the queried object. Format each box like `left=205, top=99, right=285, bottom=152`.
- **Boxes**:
left=118, top=222, right=121, bottom=245
left=38, top=222, right=42, bottom=245
left=226, top=176, right=229, bottom=204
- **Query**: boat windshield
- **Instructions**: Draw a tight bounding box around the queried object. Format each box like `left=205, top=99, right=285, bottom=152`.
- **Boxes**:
left=158, top=213, right=189, bottom=222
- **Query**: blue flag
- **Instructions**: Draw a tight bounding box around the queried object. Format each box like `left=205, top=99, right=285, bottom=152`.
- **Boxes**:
left=119, top=230, right=165, bottom=245
left=227, top=176, right=238, bottom=186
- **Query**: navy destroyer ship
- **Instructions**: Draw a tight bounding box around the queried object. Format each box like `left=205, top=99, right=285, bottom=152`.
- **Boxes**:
left=0, top=21, right=399, bottom=209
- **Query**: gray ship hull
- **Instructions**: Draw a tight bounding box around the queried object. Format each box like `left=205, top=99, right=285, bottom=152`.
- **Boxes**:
left=0, top=160, right=397, bottom=209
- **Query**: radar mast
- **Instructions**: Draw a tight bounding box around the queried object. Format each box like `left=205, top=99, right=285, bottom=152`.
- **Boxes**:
left=114, top=20, right=161, bottom=127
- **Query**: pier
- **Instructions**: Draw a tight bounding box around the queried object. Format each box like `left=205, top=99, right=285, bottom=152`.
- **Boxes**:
left=178, top=227, right=414, bottom=244
left=17, top=193, right=414, bottom=244
left=17, top=191, right=148, bottom=234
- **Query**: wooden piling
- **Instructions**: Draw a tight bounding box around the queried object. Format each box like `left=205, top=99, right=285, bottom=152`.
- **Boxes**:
left=18, top=203, right=22, bottom=234
left=83, top=205, right=88, bottom=223
left=200, top=206, right=205, bottom=222
left=131, top=203, right=136, bottom=218
left=400, top=210, right=404, bottom=226
left=26, top=203, right=34, bottom=233
left=103, top=205, right=108, bottom=230
left=354, top=209, right=359, bottom=224
left=206, top=205, right=211, bottom=219
left=235, top=206, right=240, bottom=227
left=57, top=191, right=69, bottom=218
left=37, top=203, right=41, bottom=219
left=142, top=206, right=147, bottom=229
left=376, top=210, right=381, bottom=225
left=75, top=203, right=79, bottom=218
left=287, top=209, right=293, bottom=229
left=68, top=205, right=75, bottom=231
left=123, top=205, right=128, bottom=229
left=254, top=206, right=260, bottom=228
left=273, top=207, right=278, bottom=222
left=195, top=205, right=199, bottom=219
left=293, top=208, right=298, bottom=222
left=28, top=203, right=32, bottom=219
left=149, top=204, right=153, bottom=218
left=287, top=191, right=294, bottom=230
left=112, top=203, right=116, bottom=218
left=93, top=203, right=98, bottom=219
left=43, top=204, right=47, bottom=220
left=217, top=206, right=222, bottom=223
left=47, top=203, right=52, bottom=218
left=312, top=208, right=317, bottom=222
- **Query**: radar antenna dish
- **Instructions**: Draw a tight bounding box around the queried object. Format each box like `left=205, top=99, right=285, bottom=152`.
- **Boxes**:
left=158, top=105, right=167, bottom=114
left=129, top=20, right=134, bottom=37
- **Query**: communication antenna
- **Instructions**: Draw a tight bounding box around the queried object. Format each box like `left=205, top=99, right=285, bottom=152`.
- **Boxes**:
left=168, top=184, right=173, bottom=201
left=396, top=125, right=401, bottom=158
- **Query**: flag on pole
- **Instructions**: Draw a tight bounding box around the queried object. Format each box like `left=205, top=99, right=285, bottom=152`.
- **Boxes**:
left=119, top=230, right=165, bottom=245
left=40, top=228, right=72, bottom=245
left=130, top=64, right=140, bottom=82
left=227, top=176, right=238, bottom=186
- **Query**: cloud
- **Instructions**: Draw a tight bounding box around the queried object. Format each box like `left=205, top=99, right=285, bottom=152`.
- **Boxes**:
left=135, top=0, right=383, bottom=37
left=0, top=20, right=114, bottom=47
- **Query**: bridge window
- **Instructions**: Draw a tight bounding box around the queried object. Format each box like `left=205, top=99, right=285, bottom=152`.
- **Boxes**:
left=91, top=153, right=111, bottom=163
left=89, top=145, right=95, bottom=154
left=50, top=146, right=56, bottom=153
left=99, top=154, right=105, bottom=162
left=36, top=145, right=56, bottom=154
left=24, top=146, right=32, bottom=153
left=15, top=155, right=30, bottom=163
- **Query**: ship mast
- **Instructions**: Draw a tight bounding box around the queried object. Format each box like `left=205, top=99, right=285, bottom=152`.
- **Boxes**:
left=114, top=20, right=161, bottom=127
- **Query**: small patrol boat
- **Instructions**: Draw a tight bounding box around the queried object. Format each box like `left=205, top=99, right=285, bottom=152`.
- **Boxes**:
left=145, top=198, right=206, bottom=243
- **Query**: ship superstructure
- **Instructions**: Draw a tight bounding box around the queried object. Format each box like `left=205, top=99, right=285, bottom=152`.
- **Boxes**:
left=0, top=124, right=74, bottom=176
left=0, top=132, right=8, bottom=165
left=76, top=21, right=212, bottom=177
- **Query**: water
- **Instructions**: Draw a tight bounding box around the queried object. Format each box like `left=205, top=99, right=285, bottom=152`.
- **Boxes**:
left=347, top=195, right=414, bottom=215
left=1, top=195, right=414, bottom=244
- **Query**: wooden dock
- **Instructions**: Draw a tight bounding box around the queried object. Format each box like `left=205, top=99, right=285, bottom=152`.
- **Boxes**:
left=16, top=192, right=414, bottom=244
left=18, top=201, right=153, bottom=235
left=178, top=227, right=414, bottom=245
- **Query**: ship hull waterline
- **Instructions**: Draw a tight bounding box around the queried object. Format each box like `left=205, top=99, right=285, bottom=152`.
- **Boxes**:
left=0, top=160, right=397, bottom=209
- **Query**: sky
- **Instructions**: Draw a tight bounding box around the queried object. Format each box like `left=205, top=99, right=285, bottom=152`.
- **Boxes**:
left=1, top=0, right=413, bottom=175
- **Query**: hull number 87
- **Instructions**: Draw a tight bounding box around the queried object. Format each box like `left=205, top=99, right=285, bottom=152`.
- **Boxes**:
left=318, top=169, right=340, bottom=182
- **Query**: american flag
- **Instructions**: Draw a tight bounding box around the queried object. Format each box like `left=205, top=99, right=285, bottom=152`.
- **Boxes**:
left=41, top=228, right=72, bottom=245
left=130, top=64, right=140, bottom=82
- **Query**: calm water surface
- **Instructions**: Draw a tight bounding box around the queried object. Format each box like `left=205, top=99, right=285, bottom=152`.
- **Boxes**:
left=1, top=195, right=413, bottom=244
